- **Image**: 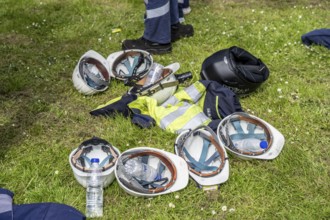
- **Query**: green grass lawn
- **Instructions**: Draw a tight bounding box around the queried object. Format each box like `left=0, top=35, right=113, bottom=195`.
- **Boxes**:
left=1, top=0, right=329, bottom=219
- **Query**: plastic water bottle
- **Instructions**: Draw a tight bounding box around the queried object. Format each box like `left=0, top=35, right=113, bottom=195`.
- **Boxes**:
left=233, top=138, right=268, bottom=153
left=143, top=63, right=164, bottom=87
left=124, top=158, right=160, bottom=182
left=86, top=158, right=103, bottom=218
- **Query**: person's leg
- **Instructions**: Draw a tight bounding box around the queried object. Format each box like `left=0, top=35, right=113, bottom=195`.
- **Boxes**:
left=183, top=0, right=191, bottom=15
left=122, top=0, right=194, bottom=54
left=170, top=0, right=194, bottom=42
left=122, top=0, right=172, bottom=54
left=144, top=0, right=171, bottom=44
left=177, top=0, right=185, bottom=22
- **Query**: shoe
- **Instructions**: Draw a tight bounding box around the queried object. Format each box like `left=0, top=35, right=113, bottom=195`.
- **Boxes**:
left=122, top=37, right=172, bottom=55
left=182, top=7, right=191, bottom=15
left=171, top=23, right=194, bottom=42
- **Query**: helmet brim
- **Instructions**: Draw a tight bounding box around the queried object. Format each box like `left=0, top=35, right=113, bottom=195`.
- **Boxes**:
left=72, top=50, right=110, bottom=95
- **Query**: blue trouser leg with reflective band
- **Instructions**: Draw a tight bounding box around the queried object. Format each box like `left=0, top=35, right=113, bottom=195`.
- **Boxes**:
left=0, top=188, right=13, bottom=220
left=181, top=0, right=189, bottom=8
left=144, top=0, right=179, bottom=44
left=0, top=188, right=85, bottom=220
left=177, top=0, right=184, bottom=20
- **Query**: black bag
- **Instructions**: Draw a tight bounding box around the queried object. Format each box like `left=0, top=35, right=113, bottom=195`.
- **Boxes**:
left=200, top=46, right=270, bottom=96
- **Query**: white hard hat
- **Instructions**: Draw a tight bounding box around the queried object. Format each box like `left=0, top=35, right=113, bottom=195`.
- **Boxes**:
left=107, top=49, right=153, bottom=86
left=115, top=147, right=189, bottom=197
left=128, top=63, right=181, bottom=105
left=72, top=50, right=111, bottom=95
left=69, top=137, right=120, bottom=188
left=175, top=125, right=229, bottom=190
left=217, top=112, right=285, bottom=160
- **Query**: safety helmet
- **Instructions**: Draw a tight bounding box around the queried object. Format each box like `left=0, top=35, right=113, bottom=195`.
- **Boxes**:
left=217, top=112, right=285, bottom=160
left=174, top=125, right=229, bottom=190
left=107, top=49, right=153, bottom=86
left=72, top=50, right=111, bottom=95
left=200, top=46, right=270, bottom=96
left=115, top=147, right=189, bottom=197
left=128, top=63, right=190, bottom=105
left=69, top=137, right=120, bottom=188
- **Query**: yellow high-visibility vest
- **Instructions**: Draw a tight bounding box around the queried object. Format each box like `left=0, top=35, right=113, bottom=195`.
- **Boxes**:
left=128, top=81, right=211, bottom=133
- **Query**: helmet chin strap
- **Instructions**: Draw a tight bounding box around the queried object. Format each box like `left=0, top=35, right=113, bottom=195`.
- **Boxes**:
left=119, top=55, right=140, bottom=77
left=112, top=51, right=152, bottom=85
left=176, top=125, right=227, bottom=177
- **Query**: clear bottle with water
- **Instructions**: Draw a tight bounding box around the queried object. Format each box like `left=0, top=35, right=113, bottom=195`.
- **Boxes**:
left=124, top=158, right=160, bottom=182
left=233, top=138, right=268, bottom=153
left=86, top=158, right=103, bottom=218
left=143, top=63, right=164, bottom=87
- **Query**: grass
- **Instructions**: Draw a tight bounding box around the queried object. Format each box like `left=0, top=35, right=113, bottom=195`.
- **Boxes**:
left=1, top=0, right=329, bottom=219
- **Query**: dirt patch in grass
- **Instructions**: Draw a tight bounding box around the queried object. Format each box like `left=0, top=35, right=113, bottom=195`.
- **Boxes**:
left=0, top=33, right=33, bottom=46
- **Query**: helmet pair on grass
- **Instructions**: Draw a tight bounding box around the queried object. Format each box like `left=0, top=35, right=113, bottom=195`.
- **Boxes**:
left=72, top=49, right=190, bottom=105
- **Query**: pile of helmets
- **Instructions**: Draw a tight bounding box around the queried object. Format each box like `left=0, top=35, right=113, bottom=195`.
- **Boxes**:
left=69, top=113, right=284, bottom=196
left=69, top=137, right=189, bottom=197
left=72, top=49, right=192, bottom=105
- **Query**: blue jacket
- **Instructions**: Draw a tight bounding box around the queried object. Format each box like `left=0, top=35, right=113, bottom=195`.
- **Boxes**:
left=301, top=29, right=330, bottom=49
left=0, top=188, right=85, bottom=220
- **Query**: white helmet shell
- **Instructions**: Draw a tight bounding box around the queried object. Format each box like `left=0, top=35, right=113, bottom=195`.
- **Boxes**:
left=175, top=125, right=229, bottom=189
left=128, top=62, right=180, bottom=105
left=69, top=137, right=120, bottom=188
left=107, top=49, right=153, bottom=85
left=115, top=147, right=189, bottom=197
left=72, top=50, right=111, bottom=95
left=217, top=112, right=285, bottom=160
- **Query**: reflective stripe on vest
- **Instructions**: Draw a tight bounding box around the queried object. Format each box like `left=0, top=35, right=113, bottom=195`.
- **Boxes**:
left=128, top=81, right=212, bottom=133
left=160, top=105, right=190, bottom=129
left=160, top=105, right=211, bottom=133
left=161, top=81, right=205, bottom=107
left=176, top=112, right=211, bottom=134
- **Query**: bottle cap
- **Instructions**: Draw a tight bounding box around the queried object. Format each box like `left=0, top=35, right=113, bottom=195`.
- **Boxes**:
left=260, top=141, right=268, bottom=149
left=91, top=158, right=100, bottom=163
